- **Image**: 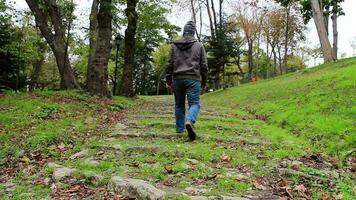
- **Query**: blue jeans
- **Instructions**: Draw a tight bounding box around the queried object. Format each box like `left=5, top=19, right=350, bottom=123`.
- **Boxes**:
left=173, top=79, right=201, bottom=133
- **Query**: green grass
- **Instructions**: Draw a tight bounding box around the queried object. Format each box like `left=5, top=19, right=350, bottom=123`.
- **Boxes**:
left=0, top=90, right=135, bottom=159
left=204, top=57, right=356, bottom=155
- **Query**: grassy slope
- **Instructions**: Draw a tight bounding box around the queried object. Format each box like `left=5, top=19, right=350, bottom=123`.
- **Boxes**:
left=204, top=57, right=356, bottom=155
left=0, top=90, right=134, bottom=159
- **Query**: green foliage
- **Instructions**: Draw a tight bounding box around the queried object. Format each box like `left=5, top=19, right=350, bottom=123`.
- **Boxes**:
left=36, top=105, right=58, bottom=119
left=299, top=0, right=345, bottom=24
left=287, top=54, right=306, bottom=72
left=216, top=176, right=249, bottom=193
left=132, top=0, right=178, bottom=95
left=152, top=43, right=171, bottom=78
left=0, top=1, right=27, bottom=90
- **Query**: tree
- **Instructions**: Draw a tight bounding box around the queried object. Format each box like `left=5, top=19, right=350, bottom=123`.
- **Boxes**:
left=235, top=0, right=260, bottom=80
left=300, top=0, right=343, bottom=62
left=0, top=0, right=26, bottom=90
left=153, top=43, right=171, bottom=95
left=120, top=0, right=139, bottom=97
left=86, top=0, right=113, bottom=97
left=133, top=0, right=176, bottom=95
left=331, top=0, right=344, bottom=59
left=25, top=0, right=81, bottom=89
left=310, top=0, right=336, bottom=63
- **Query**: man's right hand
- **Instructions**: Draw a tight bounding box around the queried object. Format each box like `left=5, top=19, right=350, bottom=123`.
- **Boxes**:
left=202, top=85, right=208, bottom=92
left=166, top=83, right=173, bottom=89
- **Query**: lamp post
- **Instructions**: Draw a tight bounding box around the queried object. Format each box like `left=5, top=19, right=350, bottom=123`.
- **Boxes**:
left=113, top=34, right=123, bottom=96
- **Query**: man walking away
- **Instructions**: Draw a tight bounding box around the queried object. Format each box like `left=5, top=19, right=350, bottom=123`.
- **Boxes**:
left=165, top=21, right=208, bottom=141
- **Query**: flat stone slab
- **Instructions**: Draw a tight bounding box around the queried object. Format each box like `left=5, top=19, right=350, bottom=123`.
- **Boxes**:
left=102, top=144, right=123, bottom=151
left=108, top=176, right=165, bottom=200
left=110, top=131, right=157, bottom=138
left=114, top=123, right=128, bottom=131
left=126, top=145, right=166, bottom=154
left=53, top=167, right=76, bottom=182
left=70, top=149, right=89, bottom=159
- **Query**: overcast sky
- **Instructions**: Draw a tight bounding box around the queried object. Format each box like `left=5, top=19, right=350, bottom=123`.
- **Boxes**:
left=12, top=0, right=356, bottom=58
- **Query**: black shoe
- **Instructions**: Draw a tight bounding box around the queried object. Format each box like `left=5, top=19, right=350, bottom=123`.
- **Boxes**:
left=185, top=121, right=196, bottom=141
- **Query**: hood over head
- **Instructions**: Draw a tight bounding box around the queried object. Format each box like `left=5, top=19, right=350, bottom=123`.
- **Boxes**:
left=173, top=36, right=197, bottom=50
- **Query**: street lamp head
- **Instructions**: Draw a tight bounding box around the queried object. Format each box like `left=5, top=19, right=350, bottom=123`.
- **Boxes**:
left=115, top=35, right=123, bottom=48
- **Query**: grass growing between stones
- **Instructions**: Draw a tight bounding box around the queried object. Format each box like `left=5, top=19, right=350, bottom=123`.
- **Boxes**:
left=0, top=90, right=135, bottom=199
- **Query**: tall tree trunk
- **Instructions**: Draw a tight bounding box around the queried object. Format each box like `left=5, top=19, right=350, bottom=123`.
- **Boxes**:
left=199, top=4, right=203, bottom=40
left=87, top=0, right=113, bottom=97
left=29, top=39, right=46, bottom=92
left=29, top=55, right=44, bottom=92
left=25, top=0, right=80, bottom=89
left=64, top=0, right=74, bottom=84
left=205, top=0, right=215, bottom=39
left=256, top=30, right=261, bottom=78
left=277, top=45, right=282, bottom=75
left=332, top=11, right=338, bottom=59
left=120, top=0, right=138, bottom=97
left=272, top=46, right=277, bottom=76
left=322, top=0, right=330, bottom=36
left=87, top=0, right=99, bottom=84
left=266, top=35, right=270, bottom=79
left=235, top=49, right=243, bottom=76
left=210, top=0, right=218, bottom=32
left=283, top=5, right=290, bottom=74
left=247, top=39, right=253, bottom=80
left=190, top=0, right=200, bottom=41
left=219, top=0, right=223, bottom=30
left=311, top=0, right=336, bottom=63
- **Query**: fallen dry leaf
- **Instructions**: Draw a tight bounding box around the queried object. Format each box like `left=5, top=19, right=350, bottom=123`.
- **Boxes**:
left=253, top=180, right=267, bottom=190
left=220, top=154, right=231, bottom=162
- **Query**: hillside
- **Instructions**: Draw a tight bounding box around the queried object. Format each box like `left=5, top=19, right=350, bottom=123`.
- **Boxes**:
left=204, top=57, right=356, bottom=155
left=0, top=58, right=355, bottom=199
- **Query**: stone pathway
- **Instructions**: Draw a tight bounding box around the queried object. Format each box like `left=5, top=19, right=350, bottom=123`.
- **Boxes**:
left=2, top=95, right=344, bottom=199
left=41, top=95, right=279, bottom=199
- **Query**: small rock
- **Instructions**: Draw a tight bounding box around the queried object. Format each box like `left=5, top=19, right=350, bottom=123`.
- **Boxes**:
left=185, top=187, right=208, bottom=195
left=181, top=163, right=191, bottom=171
left=3, top=182, right=16, bottom=193
left=70, top=149, right=89, bottom=159
left=44, top=177, right=51, bottom=186
left=291, top=160, right=303, bottom=167
left=104, top=137, right=116, bottom=142
left=16, top=150, right=25, bottom=157
left=221, top=196, right=248, bottom=200
left=279, top=160, right=288, bottom=168
left=90, top=174, right=104, bottom=186
left=103, top=144, right=123, bottom=151
left=47, top=162, right=62, bottom=169
left=236, top=173, right=247, bottom=181
left=187, top=158, right=199, bottom=164
left=191, top=196, right=209, bottom=200
left=110, top=131, right=141, bottom=137
left=114, top=123, right=128, bottom=131
left=53, top=167, right=76, bottom=182
left=108, top=176, right=165, bottom=200
left=85, top=157, right=100, bottom=165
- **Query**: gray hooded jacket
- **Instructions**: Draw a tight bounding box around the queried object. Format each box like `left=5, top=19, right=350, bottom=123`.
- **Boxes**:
left=165, top=36, right=208, bottom=86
